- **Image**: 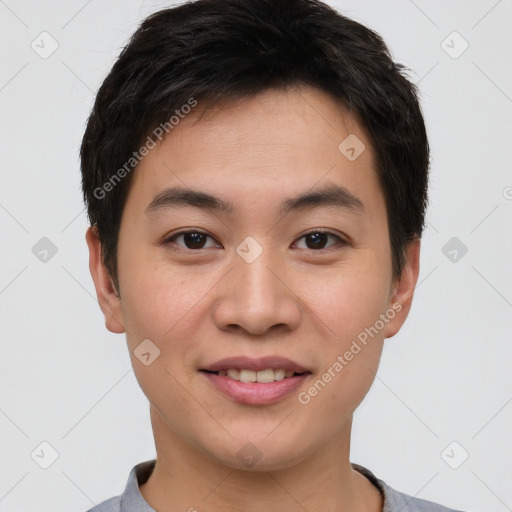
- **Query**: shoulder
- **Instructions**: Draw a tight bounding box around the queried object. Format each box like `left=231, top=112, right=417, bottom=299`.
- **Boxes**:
left=85, top=496, right=122, bottom=512
left=383, top=483, right=467, bottom=512
left=351, top=463, right=467, bottom=512
left=82, top=460, right=156, bottom=512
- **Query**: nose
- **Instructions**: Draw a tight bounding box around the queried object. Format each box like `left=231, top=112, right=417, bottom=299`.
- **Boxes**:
left=212, top=244, right=302, bottom=336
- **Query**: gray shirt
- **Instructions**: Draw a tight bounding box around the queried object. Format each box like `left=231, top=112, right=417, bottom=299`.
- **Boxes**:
left=86, top=460, right=466, bottom=512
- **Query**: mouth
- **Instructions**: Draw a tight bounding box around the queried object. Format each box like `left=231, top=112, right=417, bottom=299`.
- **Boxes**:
left=199, top=356, right=312, bottom=405
left=200, top=368, right=309, bottom=383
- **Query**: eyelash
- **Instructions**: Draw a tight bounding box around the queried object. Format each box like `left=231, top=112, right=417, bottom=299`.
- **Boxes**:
left=163, top=229, right=347, bottom=252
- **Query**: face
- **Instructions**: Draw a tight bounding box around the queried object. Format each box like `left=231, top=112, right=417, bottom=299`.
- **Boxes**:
left=87, top=86, right=419, bottom=471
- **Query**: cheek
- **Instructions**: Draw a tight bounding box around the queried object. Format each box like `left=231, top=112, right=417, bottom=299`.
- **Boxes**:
left=119, top=258, right=217, bottom=382
left=301, top=268, right=389, bottom=405
left=120, top=268, right=206, bottom=416
left=298, top=304, right=385, bottom=430
left=119, top=250, right=201, bottom=343
left=314, top=266, right=391, bottom=341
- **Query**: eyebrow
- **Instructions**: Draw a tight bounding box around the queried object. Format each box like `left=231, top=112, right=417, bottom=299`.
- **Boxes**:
left=144, top=183, right=364, bottom=217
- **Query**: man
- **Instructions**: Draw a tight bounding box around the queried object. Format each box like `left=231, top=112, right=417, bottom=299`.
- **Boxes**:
left=81, top=0, right=467, bottom=510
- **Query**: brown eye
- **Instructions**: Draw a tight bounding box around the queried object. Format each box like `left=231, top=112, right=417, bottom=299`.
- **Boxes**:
left=166, top=231, right=219, bottom=250
left=294, top=231, right=345, bottom=250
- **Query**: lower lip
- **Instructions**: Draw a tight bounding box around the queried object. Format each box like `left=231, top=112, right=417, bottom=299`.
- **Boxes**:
left=201, top=371, right=310, bottom=405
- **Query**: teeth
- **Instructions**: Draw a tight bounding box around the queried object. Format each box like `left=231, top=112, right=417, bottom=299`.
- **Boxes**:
left=274, top=368, right=285, bottom=381
left=239, top=369, right=257, bottom=382
left=227, top=369, right=240, bottom=381
left=218, top=368, right=298, bottom=382
left=256, top=369, right=274, bottom=383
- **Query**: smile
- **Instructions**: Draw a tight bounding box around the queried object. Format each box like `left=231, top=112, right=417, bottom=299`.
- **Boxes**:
left=206, top=368, right=304, bottom=382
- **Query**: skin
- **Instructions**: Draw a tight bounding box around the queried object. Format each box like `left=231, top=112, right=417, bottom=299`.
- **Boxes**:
left=86, top=85, right=420, bottom=512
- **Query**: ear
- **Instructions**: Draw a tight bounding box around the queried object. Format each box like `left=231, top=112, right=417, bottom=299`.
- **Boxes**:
left=383, top=238, right=421, bottom=339
left=85, top=226, right=126, bottom=334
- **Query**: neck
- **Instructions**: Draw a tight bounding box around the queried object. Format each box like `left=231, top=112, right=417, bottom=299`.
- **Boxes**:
left=139, top=407, right=383, bottom=512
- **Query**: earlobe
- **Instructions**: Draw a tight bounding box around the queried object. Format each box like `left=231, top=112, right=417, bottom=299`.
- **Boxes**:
left=383, top=238, right=421, bottom=339
left=85, top=226, right=126, bottom=334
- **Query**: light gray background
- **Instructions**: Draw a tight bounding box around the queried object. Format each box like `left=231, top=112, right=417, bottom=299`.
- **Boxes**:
left=0, top=1, right=511, bottom=511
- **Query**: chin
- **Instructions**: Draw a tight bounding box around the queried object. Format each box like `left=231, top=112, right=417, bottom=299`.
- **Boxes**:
left=200, top=430, right=313, bottom=472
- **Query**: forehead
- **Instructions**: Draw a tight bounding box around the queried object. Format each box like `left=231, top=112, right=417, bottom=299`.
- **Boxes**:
left=125, top=86, right=381, bottom=215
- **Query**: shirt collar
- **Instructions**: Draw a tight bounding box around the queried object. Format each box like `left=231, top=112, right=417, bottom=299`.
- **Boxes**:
left=120, top=459, right=395, bottom=512
left=120, top=460, right=156, bottom=512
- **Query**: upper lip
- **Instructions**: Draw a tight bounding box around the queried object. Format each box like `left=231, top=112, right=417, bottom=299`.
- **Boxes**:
left=201, top=356, right=310, bottom=373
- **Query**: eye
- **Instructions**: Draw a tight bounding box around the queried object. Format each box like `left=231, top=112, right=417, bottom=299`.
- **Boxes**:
left=293, top=230, right=345, bottom=250
left=164, top=229, right=346, bottom=251
left=165, top=230, right=220, bottom=250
